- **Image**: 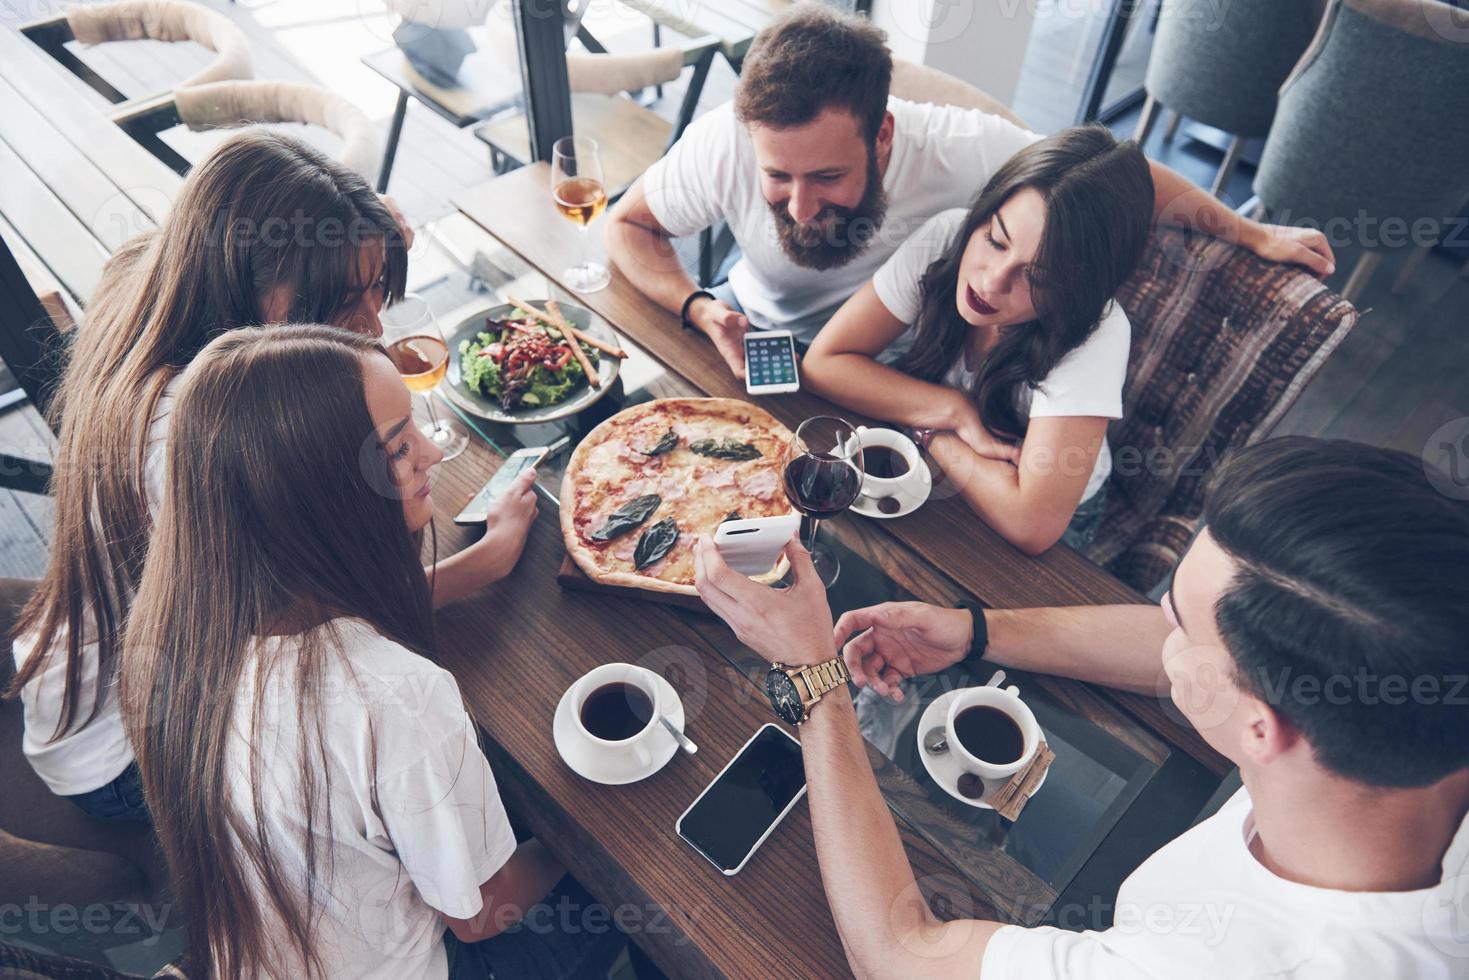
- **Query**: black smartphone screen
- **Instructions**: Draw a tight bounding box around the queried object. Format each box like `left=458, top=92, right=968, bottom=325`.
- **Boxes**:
left=678, top=726, right=806, bottom=873
left=744, top=334, right=798, bottom=388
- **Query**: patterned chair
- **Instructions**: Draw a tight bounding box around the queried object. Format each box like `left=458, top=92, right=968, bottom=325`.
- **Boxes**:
left=1085, top=225, right=1359, bottom=592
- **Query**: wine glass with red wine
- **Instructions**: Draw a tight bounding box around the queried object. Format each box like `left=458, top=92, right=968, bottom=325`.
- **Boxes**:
left=782, top=416, right=863, bottom=588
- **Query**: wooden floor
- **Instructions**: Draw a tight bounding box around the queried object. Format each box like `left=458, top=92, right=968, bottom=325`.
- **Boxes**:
left=3, top=0, right=1467, bottom=579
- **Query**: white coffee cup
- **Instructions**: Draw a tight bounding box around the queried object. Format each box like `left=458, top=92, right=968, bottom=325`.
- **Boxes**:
left=945, top=684, right=1041, bottom=781
left=570, top=663, right=665, bottom=768
left=854, top=426, right=925, bottom=500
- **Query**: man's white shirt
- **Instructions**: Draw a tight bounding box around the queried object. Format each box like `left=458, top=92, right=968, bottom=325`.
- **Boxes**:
left=982, top=786, right=1469, bottom=977
left=641, top=97, right=1041, bottom=340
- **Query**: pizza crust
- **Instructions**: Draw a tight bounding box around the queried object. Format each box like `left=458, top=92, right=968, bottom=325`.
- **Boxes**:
left=560, top=398, right=794, bottom=596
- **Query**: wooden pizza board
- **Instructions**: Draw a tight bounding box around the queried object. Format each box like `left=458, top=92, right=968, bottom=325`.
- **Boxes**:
left=556, top=551, right=711, bottom=612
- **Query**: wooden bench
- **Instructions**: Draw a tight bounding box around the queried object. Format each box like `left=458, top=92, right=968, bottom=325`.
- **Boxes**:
left=0, top=24, right=183, bottom=490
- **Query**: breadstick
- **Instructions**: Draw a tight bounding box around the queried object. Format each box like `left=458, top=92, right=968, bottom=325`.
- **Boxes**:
left=542, top=300, right=600, bottom=387
left=505, top=294, right=627, bottom=358
left=508, top=294, right=599, bottom=387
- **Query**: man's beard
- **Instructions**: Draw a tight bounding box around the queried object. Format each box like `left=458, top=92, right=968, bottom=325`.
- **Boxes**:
left=767, top=151, right=888, bottom=271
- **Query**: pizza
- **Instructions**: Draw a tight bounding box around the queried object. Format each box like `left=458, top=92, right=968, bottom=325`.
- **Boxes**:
left=561, top=398, right=796, bottom=595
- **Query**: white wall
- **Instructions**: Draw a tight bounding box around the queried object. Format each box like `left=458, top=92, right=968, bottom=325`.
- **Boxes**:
left=870, top=0, right=1038, bottom=107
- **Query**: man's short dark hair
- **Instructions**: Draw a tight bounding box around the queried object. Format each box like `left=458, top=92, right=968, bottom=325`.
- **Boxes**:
left=1203, top=436, right=1469, bottom=788
left=735, top=5, right=893, bottom=144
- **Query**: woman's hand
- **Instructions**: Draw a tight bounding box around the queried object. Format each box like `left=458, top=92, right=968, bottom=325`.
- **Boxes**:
left=944, top=394, right=1021, bottom=464
left=833, top=602, right=974, bottom=700
left=379, top=193, right=415, bottom=251
left=1241, top=219, right=1335, bottom=278
left=468, top=468, right=539, bottom=581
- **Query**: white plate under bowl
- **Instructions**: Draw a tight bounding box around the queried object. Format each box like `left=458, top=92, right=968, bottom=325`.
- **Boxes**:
left=851, top=459, right=932, bottom=520
left=915, top=687, right=1049, bottom=811
left=554, top=672, right=684, bottom=786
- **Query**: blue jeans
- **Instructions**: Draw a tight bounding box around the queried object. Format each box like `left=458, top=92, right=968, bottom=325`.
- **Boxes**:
left=64, top=761, right=151, bottom=823
left=1060, top=483, right=1109, bottom=552
left=443, top=876, right=625, bottom=980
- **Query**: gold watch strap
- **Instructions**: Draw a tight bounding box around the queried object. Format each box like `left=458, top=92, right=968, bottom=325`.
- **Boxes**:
left=797, top=657, right=850, bottom=703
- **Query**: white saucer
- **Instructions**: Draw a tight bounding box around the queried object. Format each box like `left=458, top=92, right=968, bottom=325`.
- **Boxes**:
left=851, top=459, right=932, bottom=520
left=554, top=673, right=684, bottom=785
left=915, top=687, right=1049, bottom=811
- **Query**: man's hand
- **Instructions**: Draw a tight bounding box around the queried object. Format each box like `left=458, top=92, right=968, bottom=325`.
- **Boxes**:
left=1242, top=220, right=1335, bottom=278
left=688, top=296, right=750, bottom=379
left=833, top=602, right=974, bottom=701
left=694, top=535, right=836, bottom=666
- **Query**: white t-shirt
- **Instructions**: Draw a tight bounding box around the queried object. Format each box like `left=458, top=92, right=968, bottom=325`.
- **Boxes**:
left=983, top=787, right=1469, bottom=978
left=228, top=619, right=517, bottom=980
left=642, top=98, right=1041, bottom=341
left=873, top=209, right=1129, bottom=503
left=12, top=377, right=179, bottom=795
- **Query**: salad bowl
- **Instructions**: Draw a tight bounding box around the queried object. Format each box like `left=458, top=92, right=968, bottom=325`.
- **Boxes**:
left=444, top=301, right=623, bottom=424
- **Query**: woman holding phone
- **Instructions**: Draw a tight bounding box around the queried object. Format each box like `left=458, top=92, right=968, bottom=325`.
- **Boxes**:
left=802, top=125, right=1153, bottom=554
left=10, top=130, right=536, bottom=824
left=121, top=325, right=615, bottom=980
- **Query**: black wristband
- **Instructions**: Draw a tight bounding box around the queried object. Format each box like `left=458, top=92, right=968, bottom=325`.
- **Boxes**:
left=680, top=290, right=716, bottom=331
left=956, top=599, right=989, bottom=667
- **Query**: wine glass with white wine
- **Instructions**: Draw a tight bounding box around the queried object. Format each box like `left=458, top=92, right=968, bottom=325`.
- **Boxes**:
left=381, top=292, right=469, bottom=461
left=551, top=135, right=611, bottom=293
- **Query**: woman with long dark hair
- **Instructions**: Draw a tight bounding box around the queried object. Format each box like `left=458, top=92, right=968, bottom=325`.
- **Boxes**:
left=803, top=124, right=1154, bottom=554
left=121, top=325, right=613, bottom=980
left=10, top=130, right=537, bottom=823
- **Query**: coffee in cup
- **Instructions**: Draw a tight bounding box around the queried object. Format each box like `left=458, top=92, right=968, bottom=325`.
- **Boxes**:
left=852, top=426, right=926, bottom=509
left=579, top=681, right=655, bottom=742
left=944, top=684, right=1040, bottom=784
left=570, top=663, right=666, bottom=769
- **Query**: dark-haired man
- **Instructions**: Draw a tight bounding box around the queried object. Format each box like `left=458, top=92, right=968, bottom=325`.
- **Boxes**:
left=693, top=436, right=1469, bottom=976
left=609, top=5, right=1335, bottom=379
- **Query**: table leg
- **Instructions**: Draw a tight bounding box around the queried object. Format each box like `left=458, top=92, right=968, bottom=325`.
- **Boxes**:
left=377, top=90, right=408, bottom=194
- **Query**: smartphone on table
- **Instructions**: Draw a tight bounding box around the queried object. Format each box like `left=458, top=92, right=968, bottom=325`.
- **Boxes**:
left=743, top=329, right=800, bottom=396
left=453, top=437, right=568, bottom=525
left=677, top=724, right=806, bottom=875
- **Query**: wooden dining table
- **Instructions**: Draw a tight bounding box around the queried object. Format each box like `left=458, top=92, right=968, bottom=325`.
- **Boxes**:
left=416, top=164, right=1231, bottom=978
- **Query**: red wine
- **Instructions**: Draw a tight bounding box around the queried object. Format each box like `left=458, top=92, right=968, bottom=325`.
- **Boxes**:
left=783, top=453, right=861, bottom=518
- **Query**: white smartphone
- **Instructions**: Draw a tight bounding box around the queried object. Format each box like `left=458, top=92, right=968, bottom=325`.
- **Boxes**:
left=713, top=513, right=801, bottom=576
left=676, top=724, right=806, bottom=876
left=453, top=438, right=567, bottom=524
left=743, top=329, right=800, bottom=395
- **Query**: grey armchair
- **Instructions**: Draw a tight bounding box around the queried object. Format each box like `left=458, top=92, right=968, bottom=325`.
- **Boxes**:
left=1135, top=0, right=1321, bottom=196
left=1252, top=0, right=1469, bottom=300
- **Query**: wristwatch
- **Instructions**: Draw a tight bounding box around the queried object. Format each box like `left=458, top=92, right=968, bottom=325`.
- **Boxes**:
left=765, top=657, right=850, bottom=726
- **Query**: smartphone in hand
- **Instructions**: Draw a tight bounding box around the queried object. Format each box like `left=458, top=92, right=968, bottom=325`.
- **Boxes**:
left=453, top=438, right=567, bottom=524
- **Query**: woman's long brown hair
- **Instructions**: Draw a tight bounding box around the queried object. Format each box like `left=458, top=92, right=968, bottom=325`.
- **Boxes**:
left=896, top=124, right=1153, bottom=440
left=9, top=130, right=407, bottom=739
left=121, top=325, right=435, bottom=979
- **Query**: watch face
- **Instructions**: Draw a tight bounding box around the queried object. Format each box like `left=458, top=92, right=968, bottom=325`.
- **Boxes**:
left=765, top=669, right=804, bottom=726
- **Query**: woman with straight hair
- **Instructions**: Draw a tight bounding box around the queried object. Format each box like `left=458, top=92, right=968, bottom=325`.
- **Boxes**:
left=122, top=324, right=615, bottom=980
left=803, top=124, right=1154, bottom=555
left=9, top=130, right=537, bottom=824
